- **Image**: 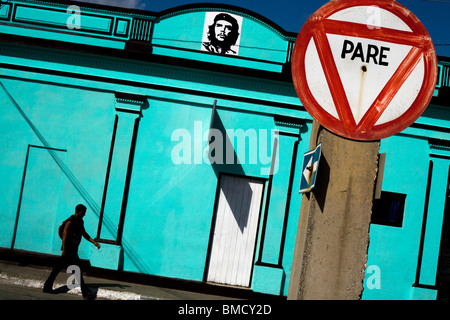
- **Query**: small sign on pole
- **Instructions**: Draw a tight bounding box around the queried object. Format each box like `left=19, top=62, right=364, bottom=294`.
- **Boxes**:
left=299, top=143, right=322, bottom=193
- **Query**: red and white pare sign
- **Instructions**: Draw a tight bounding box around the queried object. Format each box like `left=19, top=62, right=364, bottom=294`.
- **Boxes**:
left=291, top=0, right=437, bottom=141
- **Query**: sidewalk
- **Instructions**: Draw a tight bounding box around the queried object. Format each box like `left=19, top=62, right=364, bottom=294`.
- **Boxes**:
left=0, top=259, right=249, bottom=300
left=0, top=249, right=283, bottom=300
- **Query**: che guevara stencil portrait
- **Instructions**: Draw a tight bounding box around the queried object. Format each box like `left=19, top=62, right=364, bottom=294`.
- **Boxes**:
left=201, top=12, right=243, bottom=55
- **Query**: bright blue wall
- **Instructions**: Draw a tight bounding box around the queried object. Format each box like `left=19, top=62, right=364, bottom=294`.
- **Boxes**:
left=0, top=79, right=113, bottom=256
left=0, top=0, right=309, bottom=295
left=0, top=56, right=309, bottom=295
left=363, top=135, right=430, bottom=299
left=363, top=122, right=450, bottom=299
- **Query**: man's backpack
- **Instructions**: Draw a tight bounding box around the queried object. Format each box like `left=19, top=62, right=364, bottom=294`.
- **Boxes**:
left=58, top=217, right=72, bottom=239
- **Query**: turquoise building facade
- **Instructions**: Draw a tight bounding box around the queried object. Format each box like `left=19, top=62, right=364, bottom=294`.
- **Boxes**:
left=0, top=0, right=449, bottom=299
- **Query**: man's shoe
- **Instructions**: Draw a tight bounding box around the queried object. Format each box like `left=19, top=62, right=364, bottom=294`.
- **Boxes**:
left=42, top=286, right=54, bottom=294
left=82, top=289, right=96, bottom=300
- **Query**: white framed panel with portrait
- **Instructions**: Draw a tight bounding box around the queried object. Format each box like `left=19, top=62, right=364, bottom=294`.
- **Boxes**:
left=201, top=12, right=243, bottom=55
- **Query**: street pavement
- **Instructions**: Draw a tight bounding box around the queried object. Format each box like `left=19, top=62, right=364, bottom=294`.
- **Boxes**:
left=0, top=282, right=82, bottom=300
left=0, top=260, right=244, bottom=300
left=0, top=260, right=246, bottom=300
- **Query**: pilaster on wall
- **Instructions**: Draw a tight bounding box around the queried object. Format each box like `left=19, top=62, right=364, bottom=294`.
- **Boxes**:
left=252, top=116, right=307, bottom=295
left=92, top=92, right=148, bottom=270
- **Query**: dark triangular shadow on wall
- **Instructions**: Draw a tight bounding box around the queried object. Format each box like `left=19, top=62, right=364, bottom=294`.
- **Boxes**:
left=207, top=103, right=252, bottom=232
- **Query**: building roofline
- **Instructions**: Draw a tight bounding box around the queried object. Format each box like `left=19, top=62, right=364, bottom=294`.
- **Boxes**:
left=438, top=55, right=450, bottom=63
left=30, top=0, right=157, bottom=17
left=28, top=0, right=298, bottom=39
left=156, top=3, right=298, bottom=39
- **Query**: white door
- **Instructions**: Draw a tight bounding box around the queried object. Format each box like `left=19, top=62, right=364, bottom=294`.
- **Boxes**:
left=206, top=175, right=264, bottom=287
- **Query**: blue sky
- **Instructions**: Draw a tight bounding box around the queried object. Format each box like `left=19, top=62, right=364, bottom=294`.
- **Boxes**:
left=76, top=0, right=450, bottom=57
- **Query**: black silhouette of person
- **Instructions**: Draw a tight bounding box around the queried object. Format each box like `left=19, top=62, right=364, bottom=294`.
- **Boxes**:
left=43, top=204, right=100, bottom=299
left=202, top=13, right=240, bottom=55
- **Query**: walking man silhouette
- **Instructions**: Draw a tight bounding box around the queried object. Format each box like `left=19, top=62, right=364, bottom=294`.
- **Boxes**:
left=43, top=204, right=100, bottom=299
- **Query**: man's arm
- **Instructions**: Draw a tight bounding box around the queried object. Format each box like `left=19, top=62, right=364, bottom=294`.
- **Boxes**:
left=88, top=236, right=101, bottom=250
left=61, top=221, right=71, bottom=256
left=81, top=226, right=101, bottom=249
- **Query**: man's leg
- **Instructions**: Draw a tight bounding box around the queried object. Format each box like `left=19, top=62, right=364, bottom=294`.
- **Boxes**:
left=71, top=254, right=92, bottom=298
left=43, top=256, right=67, bottom=292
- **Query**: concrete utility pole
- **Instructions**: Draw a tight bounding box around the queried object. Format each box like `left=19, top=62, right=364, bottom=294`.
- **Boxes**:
left=288, top=0, right=436, bottom=300
left=287, top=0, right=385, bottom=300
left=287, top=121, right=380, bottom=299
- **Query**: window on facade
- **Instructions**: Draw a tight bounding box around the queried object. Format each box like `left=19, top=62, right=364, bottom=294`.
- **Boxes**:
left=371, top=192, right=406, bottom=227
